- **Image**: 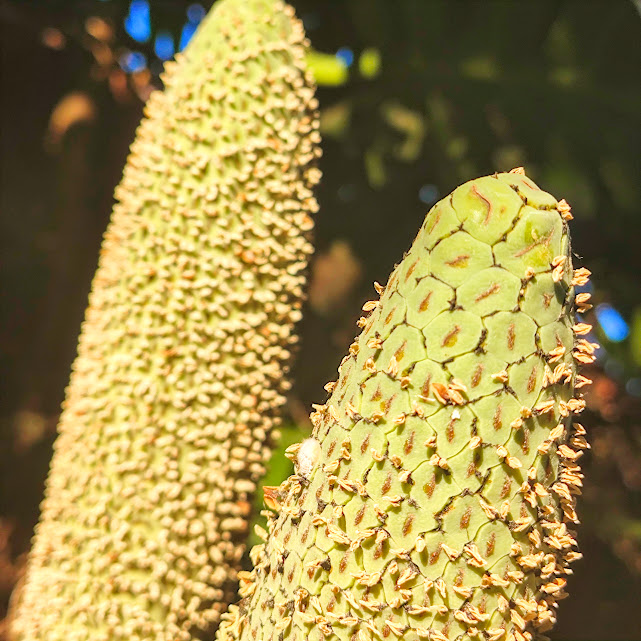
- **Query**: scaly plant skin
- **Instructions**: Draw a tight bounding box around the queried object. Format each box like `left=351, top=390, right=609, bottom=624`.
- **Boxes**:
left=218, top=169, right=593, bottom=641
left=11, top=1, right=320, bottom=639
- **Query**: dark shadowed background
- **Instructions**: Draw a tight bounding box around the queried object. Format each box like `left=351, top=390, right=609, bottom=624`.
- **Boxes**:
left=1, top=0, right=640, bottom=638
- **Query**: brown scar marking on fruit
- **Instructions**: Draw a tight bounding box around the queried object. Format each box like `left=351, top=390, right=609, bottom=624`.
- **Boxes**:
left=543, top=293, right=553, bottom=308
left=403, top=514, right=414, bottom=536
left=394, top=341, right=407, bottom=362
left=424, top=475, right=436, bottom=498
left=446, top=254, right=470, bottom=268
left=447, top=418, right=456, bottom=442
left=385, top=307, right=396, bottom=325
left=507, top=323, right=516, bottom=350
left=427, top=209, right=442, bottom=234
left=339, top=555, right=348, bottom=573
left=442, top=326, right=461, bottom=348
left=429, top=545, right=442, bottom=564
left=472, top=364, right=484, bottom=388
left=361, top=434, right=370, bottom=455
left=406, top=259, right=419, bottom=281
left=514, top=228, right=554, bottom=257
left=486, top=532, right=496, bottom=558
left=404, top=431, right=415, bottom=455
left=421, top=375, right=433, bottom=397
left=471, top=185, right=493, bottom=225
left=382, top=473, right=393, bottom=494
left=476, top=282, right=500, bottom=302
left=460, top=507, right=472, bottom=529
left=419, top=291, right=433, bottom=313
left=493, top=405, right=503, bottom=430
left=500, top=477, right=512, bottom=499
left=355, top=506, right=365, bottom=525
left=526, top=367, right=538, bottom=393
left=521, top=426, right=530, bottom=454
left=372, top=386, right=382, bottom=401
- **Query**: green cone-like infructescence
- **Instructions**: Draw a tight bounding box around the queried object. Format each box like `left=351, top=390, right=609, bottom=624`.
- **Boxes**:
left=11, top=1, right=320, bottom=639
left=217, top=169, right=593, bottom=641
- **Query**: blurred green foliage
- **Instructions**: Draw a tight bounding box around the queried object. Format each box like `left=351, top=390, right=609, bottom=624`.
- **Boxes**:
left=306, top=50, right=349, bottom=86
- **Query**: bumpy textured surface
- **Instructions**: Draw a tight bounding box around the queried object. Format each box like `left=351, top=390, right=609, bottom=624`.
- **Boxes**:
left=11, top=1, right=320, bottom=639
left=218, top=170, right=593, bottom=641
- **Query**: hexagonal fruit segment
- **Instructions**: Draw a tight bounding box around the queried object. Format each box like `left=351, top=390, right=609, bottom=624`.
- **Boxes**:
left=361, top=533, right=391, bottom=574
left=448, top=446, right=492, bottom=493
left=494, top=206, right=563, bottom=276
left=410, top=530, right=453, bottom=578
left=375, top=324, right=427, bottom=377
left=366, top=457, right=405, bottom=504
left=473, top=392, right=522, bottom=446
left=424, top=310, right=483, bottom=362
left=387, top=416, right=435, bottom=474
left=441, top=560, right=485, bottom=610
left=419, top=198, right=461, bottom=250
left=410, top=462, right=460, bottom=520
left=507, top=409, right=561, bottom=470
left=386, top=502, right=433, bottom=550
left=440, top=492, right=488, bottom=545
left=360, top=372, right=410, bottom=430
left=405, top=276, right=454, bottom=330
left=396, top=250, right=432, bottom=298
left=539, top=320, right=574, bottom=356
left=483, top=311, right=537, bottom=363
left=430, top=231, right=494, bottom=288
left=427, top=405, right=476, bottom=460
left=328, top=548, right=358, bottom=590
left=456, top=266, right=521, bottom=317
left=406, top=358, right=449, bottom=417
left=343, top=497, right=381, bottom=538
left=451, top=175, right=524, bottom=245
left=521, top=272, right=566, bottom=326
left=446, top=351, right=507, bottom=399
left=472, top=520, right=516, bottom=568
left=480, top=466, right=515, bottom=511
left=376, top=291, right=408, bottom=339
left=508, top=353, right=545, bottom=408
left=348, top=421, right=387, bottom=475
